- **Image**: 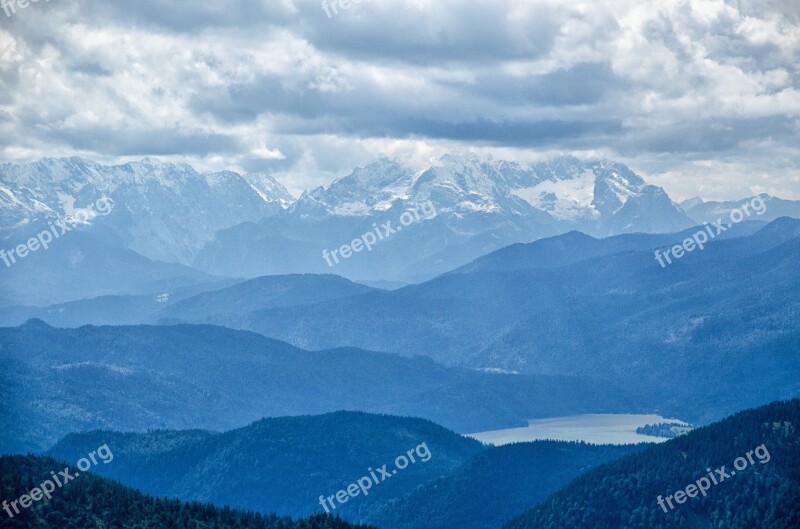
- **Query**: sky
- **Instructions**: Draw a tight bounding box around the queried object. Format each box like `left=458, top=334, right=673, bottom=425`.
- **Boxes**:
left=0, top=0, right=798, bottom=200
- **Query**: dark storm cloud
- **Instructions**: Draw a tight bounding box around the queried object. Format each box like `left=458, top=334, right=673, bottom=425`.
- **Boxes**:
left=624, top=116, right=799, bottom=154
left=461, top=63, right=627, bottom=106
left=42, top=126, right=241, bottom=157
left=292, top=1, right=563, bottom=65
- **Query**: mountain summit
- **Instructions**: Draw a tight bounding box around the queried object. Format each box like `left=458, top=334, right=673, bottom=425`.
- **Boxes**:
left=0, top=157, right=292, bottom=264
left=197, top=154, right=695, bottom=280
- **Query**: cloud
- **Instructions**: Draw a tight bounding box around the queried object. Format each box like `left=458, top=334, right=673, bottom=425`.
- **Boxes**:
left=0, top=0, right=798, bottom=200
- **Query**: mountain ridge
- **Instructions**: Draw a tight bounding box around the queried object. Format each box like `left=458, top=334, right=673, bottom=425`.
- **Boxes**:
left=0, top=320, right=635, bottom=454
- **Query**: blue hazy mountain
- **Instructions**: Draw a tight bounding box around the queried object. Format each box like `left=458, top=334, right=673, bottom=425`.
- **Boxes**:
left=200, top=218, right=800, bottom=423
left=682, top=194, right=800, bottom=224
left=0, top=220, right=766, bottom=326
left=0, top=274, right=374, bottom=327
left=0, top=320, right=632, bottom=454
left=455, top=220, right=765, bottom=274
left=502, top=399, right=800, bottom=529
left=158, top=274, right=377, bottom=324
left=0, top=230, right=222, bottom=306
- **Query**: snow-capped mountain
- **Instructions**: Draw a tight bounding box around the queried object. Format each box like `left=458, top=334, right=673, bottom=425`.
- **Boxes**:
left=291, top=154, right=691, bottom=236
left=0, top=157, right=293, bottom=264
left=195, top=155, right=695, bottom=281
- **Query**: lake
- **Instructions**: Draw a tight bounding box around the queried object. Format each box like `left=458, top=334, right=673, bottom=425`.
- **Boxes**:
left=466, top=413, right=689, bottom=446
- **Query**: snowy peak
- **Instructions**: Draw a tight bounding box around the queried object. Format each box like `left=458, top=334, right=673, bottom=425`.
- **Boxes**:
left=293, top=159, right=414, bottom=217
left=680, top=196, right=705, bottom=211
left=241, top=173, right=295, bottom=208
left=0, top=157, right=294, bottom=264
left=411, top=156, right=521, bottom=215
left=291, top=154, right=677, bottom=231
left=606, top=185, right=694, bottom=234
left=486, top=157, right=646, bottom=222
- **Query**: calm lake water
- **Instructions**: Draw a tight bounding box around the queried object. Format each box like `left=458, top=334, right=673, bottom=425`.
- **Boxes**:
left=466, top=414, right=688, bottom=446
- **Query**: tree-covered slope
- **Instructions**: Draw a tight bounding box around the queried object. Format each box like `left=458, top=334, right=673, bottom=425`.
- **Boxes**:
left=366, top=441, right=644, bottom=529
left=0, top=454, right=373, bottom=529
left=502, top=399, right=800, bottom=529
left=46, top=412, right=484, bottom=521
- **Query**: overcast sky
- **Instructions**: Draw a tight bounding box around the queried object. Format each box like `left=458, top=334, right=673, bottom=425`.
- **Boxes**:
left=1, top=0, right=798, bottom=199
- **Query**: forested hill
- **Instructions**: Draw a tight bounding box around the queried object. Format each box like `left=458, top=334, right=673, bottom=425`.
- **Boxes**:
left=502, top=399, right=800, bottom=529
left=0, top=454, right=373, bottom=529
left=366, top=441, right=643, bottom=529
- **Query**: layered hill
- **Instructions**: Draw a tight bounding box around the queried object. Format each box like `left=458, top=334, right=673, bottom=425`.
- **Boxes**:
left=0, top=321, right=632, bottom=454
left=45, top=413, right=647, bottom=528
left=208, top=217, right=800, bottom=422
left=0, top=274, right=373, bottom=328
left=47, top=412, right=484, bottom=520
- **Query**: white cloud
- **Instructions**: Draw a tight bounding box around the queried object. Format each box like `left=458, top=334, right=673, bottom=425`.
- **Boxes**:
left=0, top=0, right=798, bottom=200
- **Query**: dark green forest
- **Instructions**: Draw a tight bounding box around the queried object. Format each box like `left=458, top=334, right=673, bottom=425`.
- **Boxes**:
left=0, top=455, right=373, bottom=529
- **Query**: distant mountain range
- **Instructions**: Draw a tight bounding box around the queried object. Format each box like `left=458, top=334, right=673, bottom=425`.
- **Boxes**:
left=0, top=157, right=291, bottom=264
left=3, top=219, right=798, bottom=429
left=4, top=155, right=798, bottom=306
left=0, top=157, right=290, bottom=305
left=0, top=320, right=633, bottom=454
left=175, top=218, right=800, bottom=423
left=194, top=155, right=699, bottom=281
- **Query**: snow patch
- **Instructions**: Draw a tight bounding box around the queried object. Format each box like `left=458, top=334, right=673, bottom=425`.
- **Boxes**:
left=332, top=201, right=372, bottom=216
left=512, top=170, right=599, bottom=221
